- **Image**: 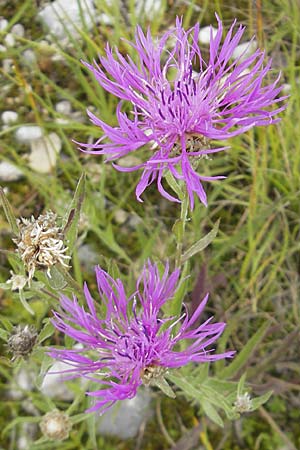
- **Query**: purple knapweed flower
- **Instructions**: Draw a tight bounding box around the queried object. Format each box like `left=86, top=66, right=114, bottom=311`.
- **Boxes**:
left=49, top=261, right=233, bottom=413
left=78, top=15, right=286, bottom=208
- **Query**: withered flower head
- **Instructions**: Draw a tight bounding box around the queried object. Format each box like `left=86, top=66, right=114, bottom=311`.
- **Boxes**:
left=7, top=324, right=38, bottom=360
left=234, top=392, right=252, bottom=413
left=13, top=211, right=71, bottom=281
left=40, top=409, right=72, bottom=441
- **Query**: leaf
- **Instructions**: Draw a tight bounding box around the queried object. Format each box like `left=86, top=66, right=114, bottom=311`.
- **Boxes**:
left=0, top=328, right=9, bottom=342
left=164, top=171, right=183, bottom=199
left=220, top=321, right=270, bottom=379
left=168, top=373, right=233, bottom=421
left=250, top=391, right=273, bottom=411
left=201, top=400, right=224, bottom=427
left=38, top=319, right=55, bottom=344
left=182, top=220, right=220, bottom=263
left=47, top=265, right=68, bottom=290
left=152, top=376, right=176, bottom=399
left=19, top=290, right=34, bottom=315
left=169, top=261, right=190, bottom=317
left=63, top=173, right=86, bottom=254
left=0, top=186, right=19, bottom=235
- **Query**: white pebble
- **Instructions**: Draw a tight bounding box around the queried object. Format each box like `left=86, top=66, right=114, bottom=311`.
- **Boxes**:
left=232, top=40, right=257, bottom=61
left=282, top=83, right=291, bottom=94
left=135, top=0, right=162, bottom=19
left=22, top=49, right=36, bottom=64
left=1, top=110, right=18, bottom=124
left=114, top=209, right=128, bottom=225
left=0, top=18, right=8, bottom=31
left=28, top=132, right=62, bottom=173
left=55, top=100, right=72, bottom=115
left=0, top=161, right=23, bottom=181
left=97, top=390, right=152, bottom=439
left=40, top=361, right=74, bottom=401
left=15, top=125, right=43, bottom=142
left=38, top=0, right=95, bottom=41
left=199, top=26, right=218, bottom=44
left=2, top=58, right=13, bottom=72
left=4, top=33, right=15, bottom=47
left=11, top=23, right=25, bottom=37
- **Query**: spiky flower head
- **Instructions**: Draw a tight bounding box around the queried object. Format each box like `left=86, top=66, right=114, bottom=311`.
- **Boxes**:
left=49, top=261, right=234, bottom=414
left=7, top=324, right=38, bottom=361
left=40, top=409, right=72, bottom=441
left=13, top=211, right=70, bottom=281
left=79, top=15, right=286, bottom=208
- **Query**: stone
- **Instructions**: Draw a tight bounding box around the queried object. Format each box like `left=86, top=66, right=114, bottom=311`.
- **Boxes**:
left=232, top=40, right=257, bottom=60
left=22, top=49, right=36, bottom=64
left=15, top=125, right=43, bottom=142
left=136, top=0, right=162, bottom=19
left=38, top=0, right=95, bottom=41
left=4, top=33, right=15, bottom=47
left=28, top=132, right=62, bottom=173
left=97, top=389, right=152, bottom=439
left=0, top=161, right=23, bottom=181
left=1, top=110, right=18, bottom=124
left=40, top=361, right=74, bottom=401
left=199, top=26, right=218, bottom=44
left=0, top=18, right=8, bottom=32
left=55, top=100, right=72, bottom=115
left=11, top=23, right=25, bottom=37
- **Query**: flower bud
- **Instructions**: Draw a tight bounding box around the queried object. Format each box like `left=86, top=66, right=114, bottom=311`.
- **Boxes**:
left=7, top=325, right=37, bottom=360
left=40, top=409, right=72, bottom=441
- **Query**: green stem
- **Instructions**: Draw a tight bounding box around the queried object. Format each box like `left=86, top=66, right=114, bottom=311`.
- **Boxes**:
left=175, top=190, right=189, bottom=268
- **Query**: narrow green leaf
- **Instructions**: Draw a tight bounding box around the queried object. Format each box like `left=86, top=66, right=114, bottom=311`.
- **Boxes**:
left=170, top=261, right=190, bottom=317
left=0, top=186, right=19, bottom=235
left=38, top=319, right=55, bottom=344
left=0, top=328, right=9, bottom=342
left=182, top=219, right=220, bottom=263
left=63, top=173, right=86, bottom=254
left=220, top=321, right=270, bottom=379
left=201, top=400, right=224, bottom=427
left=152, top=376, right=176, bottom=399
left=164, top=171, right=183, bottom=199
left=250, top=390, right=273, bottom=410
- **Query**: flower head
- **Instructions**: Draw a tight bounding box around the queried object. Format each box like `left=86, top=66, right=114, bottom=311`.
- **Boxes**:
left=79, top=15, right=286, bottom=208
left=40, top=409, right=72, bottom=441
left=234, top=392, right=252, bottom=413
left=13, top=211, right=70, bottom=281
left=7, top=324, right=38, bottom=361
left=49, top=261, right=233, bottom=414
left=6, top=271, right=27, bottom=291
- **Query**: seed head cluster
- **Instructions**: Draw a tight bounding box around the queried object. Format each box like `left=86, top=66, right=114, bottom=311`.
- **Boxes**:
left=13, top=211, right=70, bottom=281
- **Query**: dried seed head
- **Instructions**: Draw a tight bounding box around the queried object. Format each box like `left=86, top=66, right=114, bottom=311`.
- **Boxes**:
left=6, top=271, right=27, bottom=291
left=7, top=325, right=38, bottom=360
left=40, top=409, right=72, bottom=441
left=13, top=211, right=71, bottom=281
left=234, top=392, right=252, bottom=413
